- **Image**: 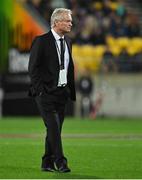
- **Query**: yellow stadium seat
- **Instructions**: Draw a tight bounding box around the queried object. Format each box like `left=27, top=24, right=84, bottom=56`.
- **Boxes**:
left=92, top=45, right=106, bottom=58
left=110, top=2, right=119, bottom=10
left=106, top=35, right=116, bottom=47
left=93, top=2, right=103, bottom=10
left=127, top=45, right=139, bottom=56
left=116, top=37, right=130, bottom=49
left=72, top=44, right=104, bottom=73
left=131, top=38, right=142, bottom=51
left=110, top=46, right=121, bottom=56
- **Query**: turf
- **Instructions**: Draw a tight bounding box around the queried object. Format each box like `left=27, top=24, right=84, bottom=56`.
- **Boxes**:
left=0, top=117, right=142, bottom=179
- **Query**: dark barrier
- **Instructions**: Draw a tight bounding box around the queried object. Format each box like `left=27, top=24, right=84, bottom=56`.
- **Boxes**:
left=1, top=73, right=74, bottom=116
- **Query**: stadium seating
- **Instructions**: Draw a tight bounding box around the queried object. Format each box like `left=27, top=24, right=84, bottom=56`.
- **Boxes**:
left=25, top=0, right=142, bottom=72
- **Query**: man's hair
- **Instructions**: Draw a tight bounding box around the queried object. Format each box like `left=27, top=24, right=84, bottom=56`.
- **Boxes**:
left=50, top=8, right=72, bottom=28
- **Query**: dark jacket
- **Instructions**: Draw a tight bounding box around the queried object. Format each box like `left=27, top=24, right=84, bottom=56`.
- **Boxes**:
left=28, top=30, right=76, bottom=101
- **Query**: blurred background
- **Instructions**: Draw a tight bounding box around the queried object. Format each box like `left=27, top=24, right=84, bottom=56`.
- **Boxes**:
left=0, top=0, right=142, bottom=118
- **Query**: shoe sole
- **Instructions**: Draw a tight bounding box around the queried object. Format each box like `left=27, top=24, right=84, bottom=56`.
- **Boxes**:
left=41, top=168, right=55, bottom=172
left=58, top=169, right=71, bottom=173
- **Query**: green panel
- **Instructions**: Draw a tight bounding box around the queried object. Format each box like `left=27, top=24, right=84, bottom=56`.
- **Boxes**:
left=0, top=0, right=13, bottom=72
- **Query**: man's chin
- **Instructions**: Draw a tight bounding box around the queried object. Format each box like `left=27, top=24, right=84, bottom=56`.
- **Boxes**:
left=67, top=29, right=71, bottom=32
left=64, top=30, right=71, bottom=34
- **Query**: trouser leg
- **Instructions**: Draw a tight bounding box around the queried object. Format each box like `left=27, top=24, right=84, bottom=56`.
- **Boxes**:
left=55, top=102, right=65, bottom=133
left=35, top=97, right=65, bottom=162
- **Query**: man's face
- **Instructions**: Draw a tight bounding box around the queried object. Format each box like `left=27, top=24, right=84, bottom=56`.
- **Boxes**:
left=56, top=13, right=72, bottom=34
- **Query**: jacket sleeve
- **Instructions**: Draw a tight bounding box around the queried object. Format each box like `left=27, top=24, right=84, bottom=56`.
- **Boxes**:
left=28, top=36, right=43, bottom=95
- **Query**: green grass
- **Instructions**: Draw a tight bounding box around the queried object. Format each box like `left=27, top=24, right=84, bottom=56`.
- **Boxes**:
left=0, top=117, right=142, bottom=179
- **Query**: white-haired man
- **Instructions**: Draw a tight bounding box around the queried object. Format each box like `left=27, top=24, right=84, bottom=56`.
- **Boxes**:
left=28, top=8, right=76, bottom=173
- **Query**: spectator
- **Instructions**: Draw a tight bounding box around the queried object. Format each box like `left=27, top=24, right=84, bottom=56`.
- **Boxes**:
left=27, top=0, right=141, bottom=45
left=78, top=68, right=94, bottom=117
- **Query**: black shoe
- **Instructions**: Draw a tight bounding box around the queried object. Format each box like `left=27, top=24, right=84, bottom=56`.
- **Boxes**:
left=41, top=157, right=56, bottom=172
left=41, top=165, right=56, bottom=172
left=57, top=164, right=71, bottom=173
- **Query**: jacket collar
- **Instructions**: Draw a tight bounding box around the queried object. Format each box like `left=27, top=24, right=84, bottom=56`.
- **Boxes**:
left=51, top=29, right=64, bottom=41
left=48, top=30, right=72, bottom=53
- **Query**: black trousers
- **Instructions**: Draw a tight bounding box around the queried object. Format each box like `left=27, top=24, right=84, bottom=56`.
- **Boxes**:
left=35, top=93, right=67, bottom=164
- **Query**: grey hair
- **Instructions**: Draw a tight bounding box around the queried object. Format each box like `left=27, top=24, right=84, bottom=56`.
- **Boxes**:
left=50, top=8, right=72, bottom=28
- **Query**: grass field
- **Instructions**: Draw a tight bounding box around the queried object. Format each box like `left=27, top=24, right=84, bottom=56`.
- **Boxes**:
left=0, top=116, right=142, bottom=179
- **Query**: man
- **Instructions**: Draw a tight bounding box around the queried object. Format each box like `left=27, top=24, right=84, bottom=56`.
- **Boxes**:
left=28, top=8, right=76, bottom=173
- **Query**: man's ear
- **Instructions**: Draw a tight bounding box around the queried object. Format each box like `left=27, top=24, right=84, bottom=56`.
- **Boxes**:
left=54, top=20, right=58, bottom=27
